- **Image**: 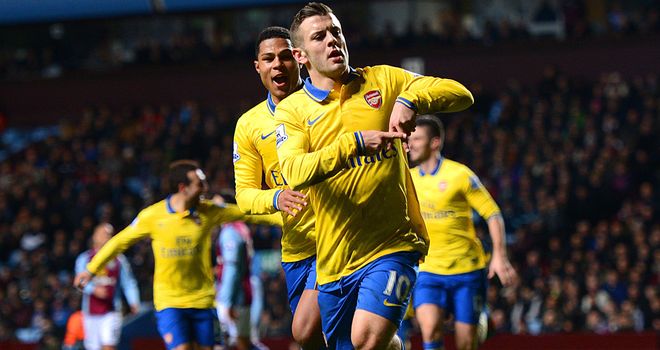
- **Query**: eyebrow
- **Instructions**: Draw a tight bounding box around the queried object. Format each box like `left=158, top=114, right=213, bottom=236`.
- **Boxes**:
left=310, top=29, right=324, bottom=37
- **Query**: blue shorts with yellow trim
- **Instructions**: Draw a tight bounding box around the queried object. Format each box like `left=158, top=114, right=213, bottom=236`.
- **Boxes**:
left=155, top=308, right=217, bottom=349
left=318, top=251, right=419, bottom=349
left=281, top=255, right=317, bottom=316
left=412, top=269, right=487, bottom=324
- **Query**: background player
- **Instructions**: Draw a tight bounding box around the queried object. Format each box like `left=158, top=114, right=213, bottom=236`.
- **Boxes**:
left=408, top=115, right=517, bottom=350
left=74, top=160, right=280, bottom=350
left=74, top=223, right=140, bottom=350
left=216, top=220, right=255, bottom=350
left=233, top=26, right=323, bottom=349
left=276, top=3, right=474, bottom=349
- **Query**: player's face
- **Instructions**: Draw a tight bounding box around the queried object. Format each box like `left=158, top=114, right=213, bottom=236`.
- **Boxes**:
left=295, top=14, right=348, bottom=79
left=183, top=169, right=208, bottom=205
left=92, top=224, right=113, bottom=248
left=255, top=37, right=301, bottom=103
left=408, top=126, right=433, bottom=164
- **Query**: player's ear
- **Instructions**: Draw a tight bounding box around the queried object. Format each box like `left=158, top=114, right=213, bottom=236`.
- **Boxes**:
left=292, top=47, right=307, bottom=65
left=431, top=136, right=442, bottom=150
left=254, top=59, right=260, bottom=74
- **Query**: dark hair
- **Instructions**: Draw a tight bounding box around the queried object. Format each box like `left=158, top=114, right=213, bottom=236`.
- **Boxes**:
left=416, top=115, right=445, bottom=141
left=255, top=26, right=291, bottom=58
left=168, top=159, right=200, bottom=193
left=290, top=2, right=333, bottom=47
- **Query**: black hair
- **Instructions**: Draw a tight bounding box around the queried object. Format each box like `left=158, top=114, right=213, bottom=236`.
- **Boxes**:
left=416, top=114, right=445, bottom=141
left=255, top=26, right=291, bottom=58
left=167, top=159, right=200, bottom=193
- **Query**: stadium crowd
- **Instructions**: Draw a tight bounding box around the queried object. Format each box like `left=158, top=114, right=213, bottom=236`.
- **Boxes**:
left=0, top=67, right=658, bottom=348
left=1, top=0, right=659, bottom=81
left=446, top=69, right=660, bottom=334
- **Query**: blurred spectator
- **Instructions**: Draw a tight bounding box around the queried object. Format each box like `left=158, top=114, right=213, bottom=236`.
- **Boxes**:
left=62, top=310, right=83, bottom=350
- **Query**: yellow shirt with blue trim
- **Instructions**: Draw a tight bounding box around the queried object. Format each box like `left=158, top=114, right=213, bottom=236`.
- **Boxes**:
left=86, top=197, right=281, bottom=311
left=233, top=93, right=316, bottom=263
left=274, top=65, right=474, bottom=284
left=411, top=157, right=501, bottom=275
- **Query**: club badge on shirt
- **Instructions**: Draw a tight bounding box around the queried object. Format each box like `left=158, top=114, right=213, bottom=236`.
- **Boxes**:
left=364, top=90, right=382, bottom=109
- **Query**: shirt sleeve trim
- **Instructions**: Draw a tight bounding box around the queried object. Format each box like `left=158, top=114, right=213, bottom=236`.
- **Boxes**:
left=273, top=189, right=283, bottom=210
left=396, top=96, right=417, bottom=111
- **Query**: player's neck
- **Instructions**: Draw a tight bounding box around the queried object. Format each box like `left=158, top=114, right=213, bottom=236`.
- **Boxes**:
left=169, top=193, right=192, bottom=212
left=309, top=69, right=345, bottom=91
left=420, top=155, right=441, bottom=175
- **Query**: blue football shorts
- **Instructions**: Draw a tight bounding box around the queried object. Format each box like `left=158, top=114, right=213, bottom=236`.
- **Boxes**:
left=412, top=269, right=487, bottom=324
left=281, top=255, right=317, bottom=315
left=155, top=308, right=217, bottom=349
left=318, top=251, right=419, bottom=349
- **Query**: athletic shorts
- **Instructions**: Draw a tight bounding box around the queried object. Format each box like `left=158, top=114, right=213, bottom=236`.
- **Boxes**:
left=318, top=251, right=419, bottom=349
left=413, top=269, right=487, bottom=324
left=82, top=311, right=121, bottom=350
left=155, top=308, right=217, bottom=349
left=281, top=255, right=317, bottom=315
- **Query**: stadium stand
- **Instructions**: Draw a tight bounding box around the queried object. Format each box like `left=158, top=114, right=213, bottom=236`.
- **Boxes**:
left=1, top=0, right=658, bottom=81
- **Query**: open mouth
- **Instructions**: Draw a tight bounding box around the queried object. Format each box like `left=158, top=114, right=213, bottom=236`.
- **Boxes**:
left=272, top=74, right=288, bottom=87
left=328, top=49, right=344, bottom=62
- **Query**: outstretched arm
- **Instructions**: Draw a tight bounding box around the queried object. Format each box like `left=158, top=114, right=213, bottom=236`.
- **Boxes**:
left=211, top=202, right=283, bottom=227
left=74, top=216, right=150, bottom=289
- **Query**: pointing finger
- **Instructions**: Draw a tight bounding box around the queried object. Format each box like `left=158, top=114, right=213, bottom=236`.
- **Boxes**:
left=383, top=132, right=406, bottom=139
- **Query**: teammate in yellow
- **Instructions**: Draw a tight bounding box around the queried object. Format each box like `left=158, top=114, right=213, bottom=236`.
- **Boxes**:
left=274, top=3, right=474, bottom=349
left=408, top=115, right=517, bottom=350
left=73, top=160, right=280, bottom=350
left=232, top=26, right=323, bottom=349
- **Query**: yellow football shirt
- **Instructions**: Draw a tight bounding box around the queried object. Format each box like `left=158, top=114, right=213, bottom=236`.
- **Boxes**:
left=275, top=65, right=474, bottom=284
left=233, top=93, right=316, bottom=262
left=411, top=157, right=501, bottom=275
left=86, top=197, right=281, bottom=311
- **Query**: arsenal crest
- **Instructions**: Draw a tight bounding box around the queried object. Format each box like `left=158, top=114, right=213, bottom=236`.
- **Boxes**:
left=364, top=90, right=382, bottom=109
left=438, top=181, right=448, bottom=191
